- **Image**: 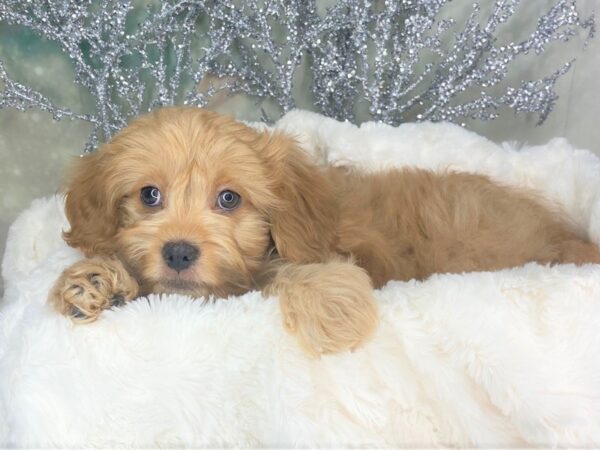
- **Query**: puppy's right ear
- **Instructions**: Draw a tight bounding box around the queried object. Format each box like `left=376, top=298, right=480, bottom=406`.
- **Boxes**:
left=258, top=132, right=338, bottom=263
left=62, top=145, right=121, bottom=257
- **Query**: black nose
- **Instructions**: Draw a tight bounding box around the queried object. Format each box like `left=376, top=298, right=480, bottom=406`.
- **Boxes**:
left=162, top=241, right=199, bottom=272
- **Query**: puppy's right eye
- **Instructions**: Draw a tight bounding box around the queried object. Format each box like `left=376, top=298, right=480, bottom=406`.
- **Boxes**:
left=140, top=186, right=162, bottom=207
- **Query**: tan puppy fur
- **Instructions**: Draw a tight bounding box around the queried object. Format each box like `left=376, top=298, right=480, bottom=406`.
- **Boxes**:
left=49, top=107, right=600, bottom=356
left=50, top=257, right=138, bottom=323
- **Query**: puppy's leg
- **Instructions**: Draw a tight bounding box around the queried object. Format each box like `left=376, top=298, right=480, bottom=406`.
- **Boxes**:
left=557, top=239, right=600, bottom=265
left=49, top=257, right=139, bottom=323
left=265, top=260, right=379, bottom=357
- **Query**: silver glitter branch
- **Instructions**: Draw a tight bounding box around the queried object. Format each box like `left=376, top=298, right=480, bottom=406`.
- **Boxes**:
left=0, top=0, right=595, bottom=152
left=0, top=60, right=95, bottom=124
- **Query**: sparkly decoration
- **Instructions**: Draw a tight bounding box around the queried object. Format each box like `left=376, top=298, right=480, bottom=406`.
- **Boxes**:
left=0, top=0, right=595, bottom=152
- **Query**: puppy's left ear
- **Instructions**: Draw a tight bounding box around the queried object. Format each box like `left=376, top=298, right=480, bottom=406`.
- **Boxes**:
left=259, top=133, right=338, bottom=263
left=62, top=144, right=122, bottom=257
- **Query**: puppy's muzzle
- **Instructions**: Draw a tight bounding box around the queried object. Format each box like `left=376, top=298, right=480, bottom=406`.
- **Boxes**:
left=162, top=241, right=200, bottom=272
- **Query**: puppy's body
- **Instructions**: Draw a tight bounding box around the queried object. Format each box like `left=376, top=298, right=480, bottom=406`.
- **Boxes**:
left=49, top=107, right=600, bottom=356
left=332, top=167, right=598, bottom=286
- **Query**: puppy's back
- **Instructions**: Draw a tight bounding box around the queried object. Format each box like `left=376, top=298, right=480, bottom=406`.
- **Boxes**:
left=332, top=166, right=599, bottom=285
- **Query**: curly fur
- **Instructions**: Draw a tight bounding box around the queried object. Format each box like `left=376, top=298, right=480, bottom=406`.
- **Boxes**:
left=49, top=107, right=600, bottom=355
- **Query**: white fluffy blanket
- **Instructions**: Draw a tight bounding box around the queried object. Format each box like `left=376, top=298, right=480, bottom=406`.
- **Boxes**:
left=2, top=111, right=600, bottom=448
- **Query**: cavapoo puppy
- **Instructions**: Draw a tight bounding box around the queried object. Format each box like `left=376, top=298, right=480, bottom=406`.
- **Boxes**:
left=49, top=107, right=600, bottom=356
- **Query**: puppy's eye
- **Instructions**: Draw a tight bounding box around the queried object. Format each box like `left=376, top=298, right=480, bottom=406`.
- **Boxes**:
left=217, top=190, right=241, bottom=211
left=140, top=186, right=162, bottom=207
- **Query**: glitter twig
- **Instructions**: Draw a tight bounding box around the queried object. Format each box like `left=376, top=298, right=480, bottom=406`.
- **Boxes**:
left=0, top=0, right=595, bottom=152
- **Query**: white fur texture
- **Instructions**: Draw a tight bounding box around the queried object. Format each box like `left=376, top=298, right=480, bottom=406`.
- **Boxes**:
left=2, top=111, right=600, bottom=447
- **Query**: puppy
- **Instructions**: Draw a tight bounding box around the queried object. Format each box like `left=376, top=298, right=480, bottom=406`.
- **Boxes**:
left=49, top=107, right=600, bottom=356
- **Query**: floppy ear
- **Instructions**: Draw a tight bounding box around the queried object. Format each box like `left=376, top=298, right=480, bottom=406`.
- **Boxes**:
left=260, top=133, right=338, bottom=263
left=62, top=145, right=121, bottom=257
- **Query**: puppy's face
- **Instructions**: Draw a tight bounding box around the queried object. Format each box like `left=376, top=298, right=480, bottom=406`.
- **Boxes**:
left=63, top=107, right=337, bottom=297
left=113, top=113, right=280, bottom=296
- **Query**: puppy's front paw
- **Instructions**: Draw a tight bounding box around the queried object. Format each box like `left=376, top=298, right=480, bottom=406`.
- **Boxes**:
left=269, top=261, right=379, bottom=357
left=49, top=257, right=139, bottom=323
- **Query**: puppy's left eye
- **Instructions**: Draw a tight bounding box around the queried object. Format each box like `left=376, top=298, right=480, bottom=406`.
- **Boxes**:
left=140, top=186, right=162, bottom=207
left=217, top=190, right=241, bottom=211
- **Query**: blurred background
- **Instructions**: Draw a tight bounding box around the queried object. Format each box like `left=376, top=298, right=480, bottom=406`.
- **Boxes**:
left=1, top=0, right=599, bottom=296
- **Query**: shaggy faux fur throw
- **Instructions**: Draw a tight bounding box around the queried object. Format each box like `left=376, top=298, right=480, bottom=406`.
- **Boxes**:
left=2, top=111, right=600, bottom=447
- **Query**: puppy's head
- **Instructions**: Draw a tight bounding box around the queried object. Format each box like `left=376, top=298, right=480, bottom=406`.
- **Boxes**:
left=63, top=107, right=337, bottom=296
